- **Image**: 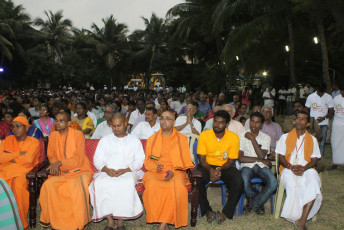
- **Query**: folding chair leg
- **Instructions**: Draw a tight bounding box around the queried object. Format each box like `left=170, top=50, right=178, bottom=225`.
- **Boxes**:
left=221, top=184, right=226, bottom=206
left=238, top=193, right=245, bottom=216
left=274, top=180, right=284, bottom=219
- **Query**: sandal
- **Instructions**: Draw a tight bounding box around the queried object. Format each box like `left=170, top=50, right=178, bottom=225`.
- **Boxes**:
left=255, top=207, right=265, bottom=216
left=206, top=211, right=217, bottom=223
left=216, top=211, right=227, bottom=225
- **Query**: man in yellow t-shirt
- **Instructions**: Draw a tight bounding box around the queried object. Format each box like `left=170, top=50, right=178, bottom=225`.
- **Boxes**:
left=197, top=110, right=244, bottom=225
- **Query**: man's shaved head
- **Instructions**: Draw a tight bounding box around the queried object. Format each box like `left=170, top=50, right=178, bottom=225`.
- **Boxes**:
left=162, top=111, right=175, bottom=120
left=112, top=112, right=126, bottom=122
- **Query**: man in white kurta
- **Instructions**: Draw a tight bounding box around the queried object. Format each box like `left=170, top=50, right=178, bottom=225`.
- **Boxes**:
left=89, top=113, right=145, bottom=229
left=276, top=111, right=322, bottom=230
left=175, top=103, right=202, bottom=135
left=91, top=104, right=115, bottom=139
left=131, top=107, right=160, bottom=139
left=330, top=88, right=344, bottom=168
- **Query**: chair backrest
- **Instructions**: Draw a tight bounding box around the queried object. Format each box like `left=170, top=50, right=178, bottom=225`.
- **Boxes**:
left=84, top=138, right=148, bottom=173
left=183, top=133, right=199, bottom=164
left=38, top=139, right=47, bottom=164
left=85, top=139, right=100, bottom=172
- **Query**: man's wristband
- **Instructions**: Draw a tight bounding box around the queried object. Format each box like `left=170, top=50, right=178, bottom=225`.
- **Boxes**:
left=286, top=163, right=291, bottom=169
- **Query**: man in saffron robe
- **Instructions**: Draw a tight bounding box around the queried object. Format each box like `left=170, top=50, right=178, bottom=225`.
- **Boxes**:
left=39, top=111, right=94, bottom=230
left=276, top=111, right=322, bottom=230
left=143, top=111, right=194, bottom=230
left=0, top=116, right=40, bottom=230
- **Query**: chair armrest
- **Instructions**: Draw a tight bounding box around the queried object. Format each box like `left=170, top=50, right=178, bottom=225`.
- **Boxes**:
left=26, top=160, right=49, bottom=180
left=37, top=164, right=50, bottom=179
left=188, top=168, right=202, bottom=179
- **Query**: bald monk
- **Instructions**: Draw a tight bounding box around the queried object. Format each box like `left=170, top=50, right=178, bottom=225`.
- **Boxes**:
left=143, top=111, right=194, bottom=229
left=89, top=113, right=145, bottom=230
left=39, top=111, right=93, bottom=230
left=0, top=116, right=40, bottom=230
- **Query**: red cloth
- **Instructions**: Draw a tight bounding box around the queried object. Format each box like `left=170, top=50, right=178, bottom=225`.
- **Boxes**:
left=0, top=121, right=10, bottom=140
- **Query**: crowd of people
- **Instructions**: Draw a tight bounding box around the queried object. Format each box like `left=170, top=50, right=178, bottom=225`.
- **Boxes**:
left=0, top=80, right=343, bottom=230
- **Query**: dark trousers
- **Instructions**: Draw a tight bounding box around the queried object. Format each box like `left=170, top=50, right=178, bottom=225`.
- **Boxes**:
left=197, top=165, right=244, bottom=219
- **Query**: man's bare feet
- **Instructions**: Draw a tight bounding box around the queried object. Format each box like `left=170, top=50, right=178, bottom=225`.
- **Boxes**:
left=106, top=216, right=116, bottom=229
left=295, top=219, right=306, bottom=230
left=158, top=223, right=169, bottom=230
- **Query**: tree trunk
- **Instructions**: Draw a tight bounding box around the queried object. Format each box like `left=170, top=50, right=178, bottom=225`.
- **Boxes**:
left=317, top=21, right=332, bottom=92
left=287, top=18, right=296, bottom=83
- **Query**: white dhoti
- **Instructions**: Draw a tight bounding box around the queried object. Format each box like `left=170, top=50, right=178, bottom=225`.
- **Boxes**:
left=89, top=172, right=143, bottom=222
left=281, top=168, right=322, bottom=222
left=331, top=125, right=344, bottom=165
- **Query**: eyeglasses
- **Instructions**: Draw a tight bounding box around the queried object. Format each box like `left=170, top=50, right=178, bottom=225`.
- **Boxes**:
left=10, top=124, right=26, bottom=129
left=186, top=108, right=195, bottom=111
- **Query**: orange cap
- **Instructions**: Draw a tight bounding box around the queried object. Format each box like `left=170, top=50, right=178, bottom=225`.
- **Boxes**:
left=12, top=116, right=29, bottom=126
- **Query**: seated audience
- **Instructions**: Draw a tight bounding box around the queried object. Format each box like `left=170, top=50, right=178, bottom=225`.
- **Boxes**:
left=39, top=111, right=94, bottom=229
left=131, top=107, right=160, bottom=139
left=197, top=110, right=244, bottom=224
left=0, top=116, right=40, bottom=229
left=89, top=113, right=145, bottom=229
left=175, top=103, right=202, bottom=135
left=276, top=111, right=322, bottom=230
left=239, top=112, right=277, bottom=215
left=142, top=111, right=194, bottom=229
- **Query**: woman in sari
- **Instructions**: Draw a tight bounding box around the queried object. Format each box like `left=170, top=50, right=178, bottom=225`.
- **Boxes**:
left=34, top=104, right=54, bottom=137
left=71, top=102, right=94, bottom=138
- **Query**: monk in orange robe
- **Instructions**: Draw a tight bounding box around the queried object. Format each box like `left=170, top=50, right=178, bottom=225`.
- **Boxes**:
left=143, top=111, right=194, bottom=229
left=39, top=111, right=93, bottom=230
left=0, top=116, right=40, bottom=230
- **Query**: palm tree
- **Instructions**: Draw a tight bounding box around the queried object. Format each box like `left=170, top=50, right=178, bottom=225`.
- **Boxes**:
left=0, top=0, right=31, bottom=62
left=294, top=0, right=332, bottom=90
left=0, top=22, right=14, bottom=62
left=90, top=15, right=129, bottom=87
left=131, top=13, right=167, bottom=90
left=34, top=10, right=73, bottom=61
left=212, top=0, right=297, bottom=82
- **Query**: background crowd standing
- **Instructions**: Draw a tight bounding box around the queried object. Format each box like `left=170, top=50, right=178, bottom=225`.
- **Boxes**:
left=0, top=79, right=343, bottom=229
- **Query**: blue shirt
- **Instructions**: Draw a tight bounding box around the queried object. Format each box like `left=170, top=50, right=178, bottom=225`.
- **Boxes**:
left=198, top=102, right=211, bottom=115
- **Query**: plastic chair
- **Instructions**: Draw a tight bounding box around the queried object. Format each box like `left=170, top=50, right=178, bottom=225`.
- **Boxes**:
left=274, top=153, right=321, bottom=221
left=184, top=133, right=199, bottom=164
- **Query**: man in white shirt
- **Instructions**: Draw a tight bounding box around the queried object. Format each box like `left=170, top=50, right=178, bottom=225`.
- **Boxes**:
left=330, top=85, right=344, bottom=169
left=263, top=86, right=275, bottom=108
left=91, top=104, right=115, bottom=139
left=223, top=104, right=245, bottom=136
left=175, top=102, right=202, bottom=135
left=305, top=83, right=334, bottom=156
left=276, top=111, right=322, bottom=230
left=171, top=93, right=186, bottom=114
left=286, top=84, right=297, bottom=116
left=203, top=106, right=222, bottom=131
left=128, top=98, right=145, bottom=131
left=277, top=86, right=287, bottom=115
left=239, top=112, right=277, bottom=215
left=29, top=97, right=41, bottom=119
left=89, top=113, right=145, bottom=229
left=204, top=105, right=245, bottom=136
left=131, top=107, right=160, bottom=139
